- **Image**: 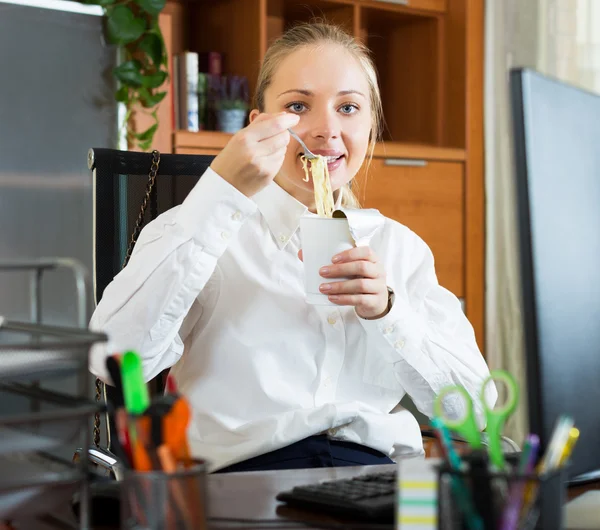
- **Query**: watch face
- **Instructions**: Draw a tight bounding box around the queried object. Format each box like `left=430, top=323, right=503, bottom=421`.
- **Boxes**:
left=387, top=288, right=395, bottom=309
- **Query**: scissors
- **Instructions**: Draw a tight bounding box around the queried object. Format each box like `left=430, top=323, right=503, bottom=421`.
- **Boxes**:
left=433, top=369, right=519, bottom=469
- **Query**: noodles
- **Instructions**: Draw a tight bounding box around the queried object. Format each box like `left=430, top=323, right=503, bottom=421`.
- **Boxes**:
left=301, top=155, right=335, bottom=218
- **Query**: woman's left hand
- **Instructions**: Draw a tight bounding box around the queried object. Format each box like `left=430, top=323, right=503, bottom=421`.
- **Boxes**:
left=317, top=246, right=389, bottom=320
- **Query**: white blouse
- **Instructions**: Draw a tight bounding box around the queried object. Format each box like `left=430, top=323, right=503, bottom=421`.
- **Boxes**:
left=89, top=167, right=495, bottom=472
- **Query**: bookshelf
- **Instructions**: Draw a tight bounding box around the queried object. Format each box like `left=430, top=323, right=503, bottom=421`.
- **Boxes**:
left=151, top=0, right=485, bottom=351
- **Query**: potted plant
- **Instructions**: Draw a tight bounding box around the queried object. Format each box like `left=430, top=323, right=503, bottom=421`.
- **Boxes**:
left=215, top=75, right=249, bottom=133
left=78, top=0, right=168, bottom=150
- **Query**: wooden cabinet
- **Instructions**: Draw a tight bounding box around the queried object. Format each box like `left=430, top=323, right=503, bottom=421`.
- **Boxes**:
left=161, top=0, right=485, bottom=350
left=359, top=158, right=464, bottom=297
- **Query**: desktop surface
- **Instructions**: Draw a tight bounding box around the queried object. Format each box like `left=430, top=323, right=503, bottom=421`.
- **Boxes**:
left=32, top=463, right=600, bottom=529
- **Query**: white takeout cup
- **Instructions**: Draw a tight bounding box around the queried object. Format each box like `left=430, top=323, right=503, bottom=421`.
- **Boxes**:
left=299, top=215, right=355, bottom=305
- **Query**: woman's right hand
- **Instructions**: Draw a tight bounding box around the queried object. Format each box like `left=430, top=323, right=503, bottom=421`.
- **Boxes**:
left=210, top=112, right=300, bottom=197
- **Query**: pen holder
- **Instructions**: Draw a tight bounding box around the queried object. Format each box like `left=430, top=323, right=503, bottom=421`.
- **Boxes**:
left=437, top=452, right=567, bottom=530
left=120, top=460, right=208, bottom=530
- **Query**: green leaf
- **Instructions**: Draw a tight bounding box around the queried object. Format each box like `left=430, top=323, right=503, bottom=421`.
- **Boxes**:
left=136, top=0, right=166, bottom=16
left=113, top=60, right=144, bottom=87
left=115, top=85, right=129, bottom=102
left=106, top=6, right=146, bottom=45
left=134, top=123, right=158, bottom=141
left=138, top=138, right=153, bottom=151
left=138, top=33, right=164, bottom=66
left=138, top=88, right=167, bottom=108
left=142, top=70, right=167, bottom=89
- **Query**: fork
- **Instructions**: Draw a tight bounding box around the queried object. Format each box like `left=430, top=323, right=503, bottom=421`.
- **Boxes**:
left=288, top=129, right=317, bottom=160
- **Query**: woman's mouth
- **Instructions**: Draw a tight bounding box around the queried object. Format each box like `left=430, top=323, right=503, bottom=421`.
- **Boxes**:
left=323, top=155, right=344, bottom=172
left=297, top=151, right=345, bottom=172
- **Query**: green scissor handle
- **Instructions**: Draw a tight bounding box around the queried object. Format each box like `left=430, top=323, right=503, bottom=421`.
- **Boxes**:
left=434, top=384, right=483, bottom=450
left=433, top=370, right=519, bottom=469
left=483, top=370, right=519, bottom=469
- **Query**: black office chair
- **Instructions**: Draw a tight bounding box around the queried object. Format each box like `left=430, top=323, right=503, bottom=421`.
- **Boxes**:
left=87, top=147, right=215, bottom=466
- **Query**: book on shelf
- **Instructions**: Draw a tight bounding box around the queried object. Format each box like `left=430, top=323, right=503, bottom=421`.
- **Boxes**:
left=173, top=51, right=225, bottom=132
left=174, top=51, right=199, bottom=132
left=199, top=51, right=223, bottom=76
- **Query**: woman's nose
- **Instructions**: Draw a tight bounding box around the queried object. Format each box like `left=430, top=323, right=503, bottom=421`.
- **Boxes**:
left=308, top=110, right=340, bottom=140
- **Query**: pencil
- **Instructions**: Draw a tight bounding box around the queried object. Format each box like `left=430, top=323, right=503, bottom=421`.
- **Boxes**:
left=157, top=445, right=195, bottom=529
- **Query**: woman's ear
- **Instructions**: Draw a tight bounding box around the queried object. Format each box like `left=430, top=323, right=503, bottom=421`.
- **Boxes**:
left=249, top=109, right=261, bottom=123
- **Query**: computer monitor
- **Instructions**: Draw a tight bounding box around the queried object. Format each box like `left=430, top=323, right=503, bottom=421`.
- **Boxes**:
left=510, top=68, right=600, bottom=485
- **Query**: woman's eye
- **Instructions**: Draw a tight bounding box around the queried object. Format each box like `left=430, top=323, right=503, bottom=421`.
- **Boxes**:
left=286, top=102, right=307, bottom=113
left=340, top=104, right=359, bottom=115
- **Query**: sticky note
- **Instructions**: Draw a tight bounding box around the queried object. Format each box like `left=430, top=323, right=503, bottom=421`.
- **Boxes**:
left=397, top=458, right=438, bottom=530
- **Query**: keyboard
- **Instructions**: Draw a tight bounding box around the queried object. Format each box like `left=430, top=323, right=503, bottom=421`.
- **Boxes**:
left=276, top=470, right=397, bottom=522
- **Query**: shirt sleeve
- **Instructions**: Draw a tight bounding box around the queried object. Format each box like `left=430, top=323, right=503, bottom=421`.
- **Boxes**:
left=89, top=167, right=257, bottom=383
left=357, top=221, right=497, bottom=425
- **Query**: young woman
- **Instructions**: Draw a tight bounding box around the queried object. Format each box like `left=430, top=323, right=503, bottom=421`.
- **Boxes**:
left=90, top=22, right=496, bottom=473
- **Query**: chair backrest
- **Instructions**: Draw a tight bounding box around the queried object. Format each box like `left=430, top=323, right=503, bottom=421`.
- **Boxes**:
left=89, top=147, right=214, bottom=450
left=89, top=148, right=215, bottom=305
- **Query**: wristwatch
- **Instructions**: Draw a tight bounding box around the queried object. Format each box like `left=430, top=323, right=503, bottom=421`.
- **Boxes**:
left=387, top=287, right=395, bottom=311
left=364, top=287, right=395, bottom=320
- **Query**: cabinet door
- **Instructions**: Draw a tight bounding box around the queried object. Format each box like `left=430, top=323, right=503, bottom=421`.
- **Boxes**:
left=358, top=158, right=464, bottom=297
left=175, top=147, right=221, bottom=157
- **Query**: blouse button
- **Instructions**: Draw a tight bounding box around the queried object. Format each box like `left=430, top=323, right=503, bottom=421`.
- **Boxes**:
left=327, top=315, right=337, bottom=326
left=232, top=211, right=242, bottom=221
left=395, top=340, right=406, bottom=350
left=383, top=326, right=394, bottom=335
left=221, top=231, right=230, bottom=240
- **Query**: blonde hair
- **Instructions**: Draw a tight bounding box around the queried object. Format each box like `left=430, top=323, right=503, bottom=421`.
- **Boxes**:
left=254, top=22, right=383, bottom=208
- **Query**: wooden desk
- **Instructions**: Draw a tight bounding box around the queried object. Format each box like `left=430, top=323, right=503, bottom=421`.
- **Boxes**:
left=30, top=463, right=600, bottom=529
left=208, top=464, right=600, bottom=528
left=208, top=464, right=396, bottom=528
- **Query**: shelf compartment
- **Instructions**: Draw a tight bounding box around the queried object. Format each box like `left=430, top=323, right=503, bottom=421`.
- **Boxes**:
left=189, top=0, right=264, bottom=99
left=357, top=0, right=447, bottom=15
left=0, top=382, right=99, bottom=457
left=0, top=451, right=83, bottom=521
left=267, top=0, right=356, bottom=45
left=174, top=130, right=465, bottom=160
left=0, top=319, right=106, bottom=382
left=360, top=6, right=442, bottom=145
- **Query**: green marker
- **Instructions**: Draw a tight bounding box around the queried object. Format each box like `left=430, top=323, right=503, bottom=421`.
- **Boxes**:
left=121, top=350, right=149, bottom=415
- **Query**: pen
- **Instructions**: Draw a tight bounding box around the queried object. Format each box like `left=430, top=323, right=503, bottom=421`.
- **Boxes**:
left=538, top=416, right=574, bottom=473
left=520, top=416, right=574, bottom=521
left=498, top=434, right=540, bottom=530
left=166, top=373, right=178, bottom=394
left=130, top=415, right=154, bottom=472
left=431, top=418, right=484, bottom=530
left=105, top=355, right=133, bottom=467
left=120, top=351, right=155, bottom=472
left=518, top=429, right=579, bottom=530
left=558, top=427, right=579, bottom=467
left=157, top=445, right=194, bottom=528
left=164, top=397, right=192, bottom=468
left=121, top=351, right=150, bottom=416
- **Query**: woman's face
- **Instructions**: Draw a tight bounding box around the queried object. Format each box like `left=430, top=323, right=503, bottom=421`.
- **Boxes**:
left=250, top=43, right=372, bottom=207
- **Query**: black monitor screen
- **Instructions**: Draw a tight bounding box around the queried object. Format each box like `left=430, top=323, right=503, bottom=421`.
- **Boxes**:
left=511, top=68, right=600, bottom=484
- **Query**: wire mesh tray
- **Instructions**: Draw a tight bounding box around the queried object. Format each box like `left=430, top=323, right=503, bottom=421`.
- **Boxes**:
left=0, top=382, right=100, bottom=456
left=0, top=452, right=83, bottom=520
left=0, top=318, right=107, bottom=381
